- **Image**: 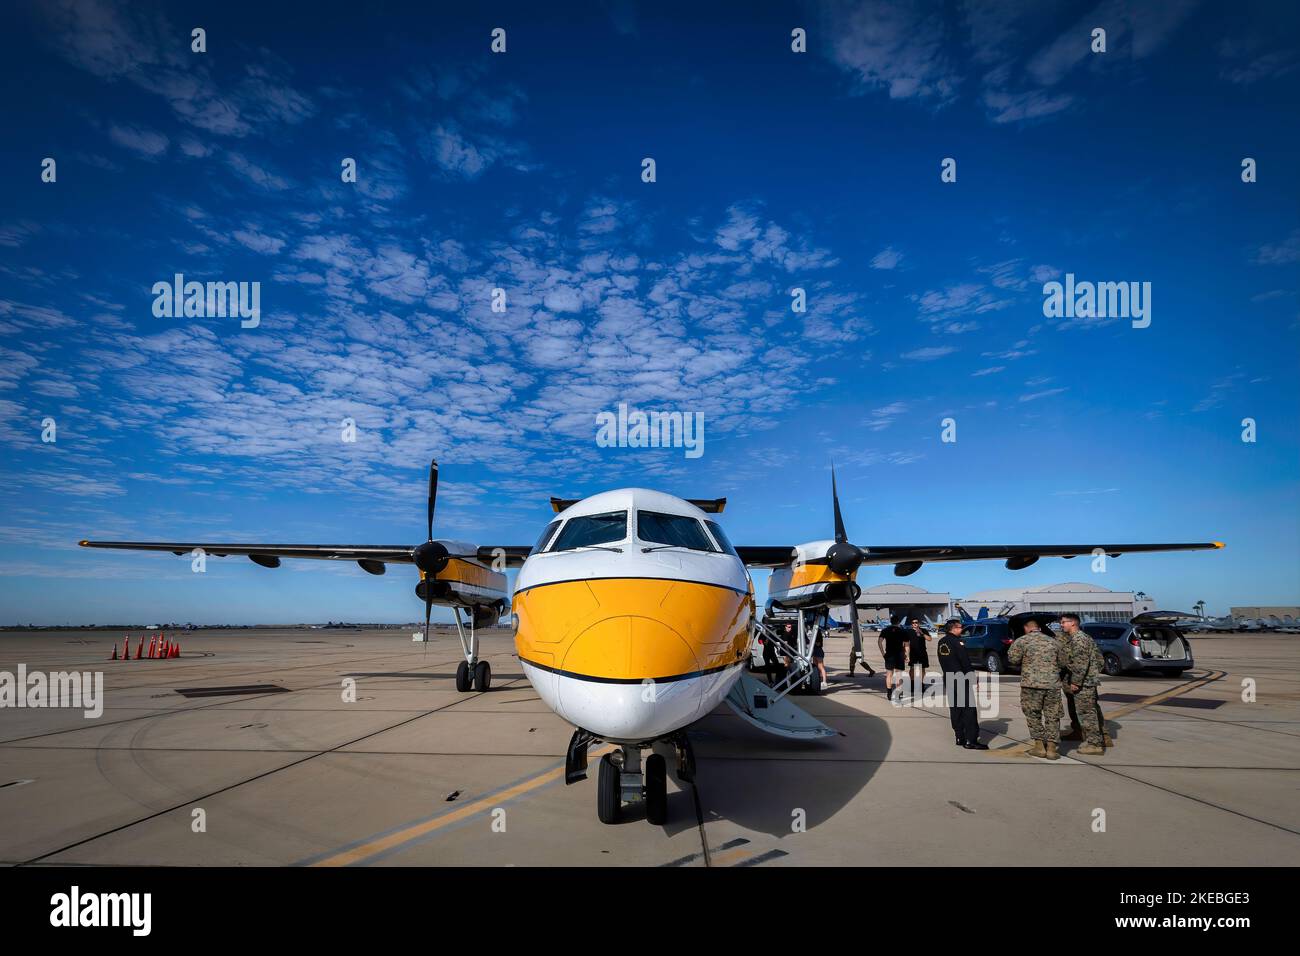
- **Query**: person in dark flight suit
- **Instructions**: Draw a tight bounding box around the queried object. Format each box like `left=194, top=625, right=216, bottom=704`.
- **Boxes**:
left=937, top=619, right=988, bottom=750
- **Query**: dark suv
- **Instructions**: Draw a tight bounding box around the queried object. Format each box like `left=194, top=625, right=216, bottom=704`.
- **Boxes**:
left=961, top=612, right=1061, bottom=673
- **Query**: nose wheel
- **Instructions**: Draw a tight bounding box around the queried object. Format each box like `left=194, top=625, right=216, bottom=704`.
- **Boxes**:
left=595, top=745, right=670, bottom=825
left=597, top=753, right=622, bottom=824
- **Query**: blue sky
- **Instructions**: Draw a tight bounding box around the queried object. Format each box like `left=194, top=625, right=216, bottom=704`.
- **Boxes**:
left=1, top=0, right=1297, bottom=625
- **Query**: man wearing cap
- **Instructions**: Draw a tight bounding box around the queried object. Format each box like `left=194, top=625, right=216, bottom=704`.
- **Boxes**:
left=936, top=618, right=988, bottom=750
left=1058, top=612, right=1109, bottom=754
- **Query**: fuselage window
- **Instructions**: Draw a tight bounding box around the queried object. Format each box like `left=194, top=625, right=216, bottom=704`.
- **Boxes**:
left=550, top=511, right=628, bottom=551
left=530, top=520, right=561, bottom=555
left=636, top=511, right=717, bottom=552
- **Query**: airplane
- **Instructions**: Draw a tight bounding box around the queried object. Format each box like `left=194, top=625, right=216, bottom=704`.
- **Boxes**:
left=80, top=460, right=1224, bottom=826
left=956, top=603, right=1014, bottom=624
left=1179, top=615, right=1238, bottom=633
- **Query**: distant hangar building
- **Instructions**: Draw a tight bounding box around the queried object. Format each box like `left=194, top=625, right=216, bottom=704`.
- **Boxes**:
left=1231, top=606, right=1300, bottom=623
left=955, top=582, right=1155, bottom=623
left=831, top=583, right=953, bottom=625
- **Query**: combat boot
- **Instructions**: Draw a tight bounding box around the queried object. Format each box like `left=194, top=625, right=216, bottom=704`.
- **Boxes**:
left=1044, top=741, right=1060, bottom=760
left=1027, top=739, right=1046, bottom=758
left=1103, top=732, right=1114, bottom=747
left=1077, top=742, right=1104, bottom=756
left=1060, top=727, right=1084, bottom=741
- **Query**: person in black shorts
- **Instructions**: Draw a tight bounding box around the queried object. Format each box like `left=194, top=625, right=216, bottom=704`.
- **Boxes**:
left=908, top=617, right=932, bottom=697
left=878, top=613, right=909, bottom=702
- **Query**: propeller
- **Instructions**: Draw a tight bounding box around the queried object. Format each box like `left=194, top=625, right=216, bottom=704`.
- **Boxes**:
left=825, top=466, right=869, bottom=671
left=412, top=460, right=450, bottom=642
left=826, top=466, right=866, bottom=576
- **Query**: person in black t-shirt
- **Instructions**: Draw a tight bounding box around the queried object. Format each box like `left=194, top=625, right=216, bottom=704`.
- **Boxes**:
left=878, top=613, right=910, bottom=702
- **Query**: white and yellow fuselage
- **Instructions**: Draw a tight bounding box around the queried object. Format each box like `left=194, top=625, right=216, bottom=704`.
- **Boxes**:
left=513, top=489, right=753, bottom=744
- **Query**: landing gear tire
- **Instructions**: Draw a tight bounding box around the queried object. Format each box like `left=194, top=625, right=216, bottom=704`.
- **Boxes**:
left=473, top=660, right=491, bottom=691
left=805, top=668, right=821, bottom=694
left=1103, top=653, right=1122, bottom=677
left=597, top=753, right=621, bottom=824
left=454, top=661, right=472, bottom=692
left=984, top=652, right=1002, bottom=674
left=644, top=753, right=667, bottom=825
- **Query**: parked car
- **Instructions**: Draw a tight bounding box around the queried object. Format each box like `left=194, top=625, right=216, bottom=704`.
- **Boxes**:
left=1082, top=611, right=1194, bottom=676
left=962, top=612, right=1061, bottom=673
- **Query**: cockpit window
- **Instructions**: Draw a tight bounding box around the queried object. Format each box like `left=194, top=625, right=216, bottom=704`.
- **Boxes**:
left=704, top=520, right=738, bottom=557
left=530, top=520, right=561, bottom=555
left=549, top=511, right=627, bottom=552
left=637, top=511, right=718, bottom=552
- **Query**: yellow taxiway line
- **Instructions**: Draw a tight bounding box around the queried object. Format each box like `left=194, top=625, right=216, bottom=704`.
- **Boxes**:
left=1099, top=669, right=1226, bottom=720
left=996, top=669, right=1227, bottom=755
left=310, top=744, right=616, bottom=867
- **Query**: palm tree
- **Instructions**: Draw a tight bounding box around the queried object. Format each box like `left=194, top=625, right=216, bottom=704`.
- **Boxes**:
left=1194, top=600, right=1206, bottom=618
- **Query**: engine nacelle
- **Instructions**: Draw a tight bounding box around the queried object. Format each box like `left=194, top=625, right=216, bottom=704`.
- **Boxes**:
left=473, top=604, right=502, bottom=630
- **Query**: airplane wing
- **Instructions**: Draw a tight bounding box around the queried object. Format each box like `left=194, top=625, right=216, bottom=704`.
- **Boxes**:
left=79, top=541, right=419, bottom=565
left=80, top=540, right=539, bottom=568
left=737, top=541, right=1223, bottom=570
left=734, top=546, right=798, bottom=567
left=853, top=542, right=1224, bottom=566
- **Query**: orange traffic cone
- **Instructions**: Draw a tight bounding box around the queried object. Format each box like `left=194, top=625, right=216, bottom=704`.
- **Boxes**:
left=122, top=637, right=130, bottom=660
left=161, top=638, right=169, bottom=659
left=171, top=642, right=180, bottom=658
left=110, top=643, right=118, bottom=661
left=135, top=636, right=144, bottom=660
left=148, top=636, right=157, bottom=659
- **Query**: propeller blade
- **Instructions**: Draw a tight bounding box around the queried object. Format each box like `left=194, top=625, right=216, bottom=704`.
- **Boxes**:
left=424, top=594, right=433, bottom=643
left=426, top=459, right=439, bottom=541
left=831, top=465, right=847, bottom=544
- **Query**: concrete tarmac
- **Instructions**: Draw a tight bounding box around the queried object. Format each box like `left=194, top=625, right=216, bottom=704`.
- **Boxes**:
left=0, top=628, right=1297, bottom=866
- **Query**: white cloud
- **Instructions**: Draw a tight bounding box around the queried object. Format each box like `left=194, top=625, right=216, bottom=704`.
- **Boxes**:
left=1256, top=230, right=1300, bottom=266
left=871, top=246, right=903, bottom=270
left=829, top=0, right=958, bottom=102
left=901, top=345, right=957, bottom=361
left=108, top=123, right=169, bottom=158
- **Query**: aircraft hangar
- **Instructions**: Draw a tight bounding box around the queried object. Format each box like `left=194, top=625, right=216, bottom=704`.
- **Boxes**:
left=831, top=583, right=953, bottom=624
left=955, top=582, right=1155, bottom=623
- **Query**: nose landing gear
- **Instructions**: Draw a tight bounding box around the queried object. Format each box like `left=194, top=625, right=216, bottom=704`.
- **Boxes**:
left=577, top=730, right=693, bottom=825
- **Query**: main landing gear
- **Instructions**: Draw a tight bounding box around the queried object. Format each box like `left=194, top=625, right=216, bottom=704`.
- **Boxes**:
left=568, top=729, right=695, bottom=825
left=450, top=606, right=491, bottom=692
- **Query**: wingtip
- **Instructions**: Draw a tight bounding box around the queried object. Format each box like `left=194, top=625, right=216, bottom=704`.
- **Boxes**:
left=1213, top=541, right=1225, bottom=549
left=78, top=539, right=89, bottom=547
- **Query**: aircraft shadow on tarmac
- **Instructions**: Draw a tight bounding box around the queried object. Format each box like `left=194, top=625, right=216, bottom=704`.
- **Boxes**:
left=643, top=683, right=892, bottom=838
left=343, top=671, right=527, bottom=681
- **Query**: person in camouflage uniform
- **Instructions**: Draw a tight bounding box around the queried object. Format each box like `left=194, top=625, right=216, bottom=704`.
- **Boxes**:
left=1058, top=612, right=1109, bottom=754
left=1008, top=619, right=1067, bottom=759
